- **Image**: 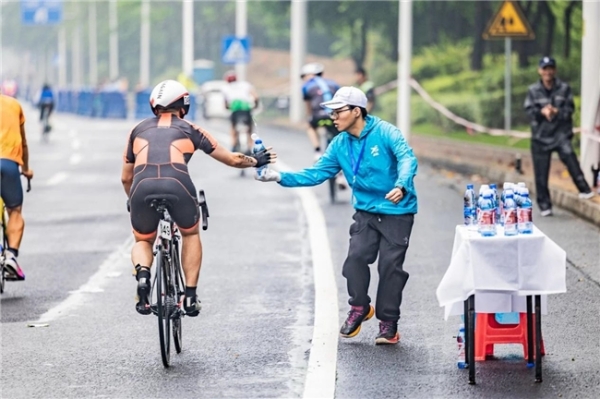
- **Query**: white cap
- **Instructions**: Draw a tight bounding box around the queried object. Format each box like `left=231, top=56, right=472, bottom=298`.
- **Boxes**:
left=320, top=86, right=368, bottom=110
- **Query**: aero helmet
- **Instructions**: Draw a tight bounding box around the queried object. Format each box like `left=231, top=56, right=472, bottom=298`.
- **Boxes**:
left=149, top=80, right=190, bottom=116
left=223, top=70, right=237, bottom=83
left=300, top=62, right=324, bottom=78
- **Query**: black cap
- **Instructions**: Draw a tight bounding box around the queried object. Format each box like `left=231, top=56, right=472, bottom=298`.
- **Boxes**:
left=539, top=56, right=556, bottom=68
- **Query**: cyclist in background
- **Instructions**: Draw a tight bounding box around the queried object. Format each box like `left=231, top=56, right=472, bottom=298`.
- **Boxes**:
left=121, top=80, right=275, bottom=317
left=37, top=84, right=55, bottom=132
left=222, top=71, right=259, bottom=152
left=355, top=67, right=376, bottom=113
left=0, top=93, right=34, bottom=281
left=301, top=63, right=340, bottom=159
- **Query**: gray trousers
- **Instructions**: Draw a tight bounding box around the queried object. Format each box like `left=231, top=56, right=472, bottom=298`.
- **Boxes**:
left=342, top=211, right=414, bottom=322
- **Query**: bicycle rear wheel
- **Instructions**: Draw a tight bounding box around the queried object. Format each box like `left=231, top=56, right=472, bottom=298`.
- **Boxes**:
left=156, top=248, right=171, bottom=367
left=172, top=240, right=184, bottom=354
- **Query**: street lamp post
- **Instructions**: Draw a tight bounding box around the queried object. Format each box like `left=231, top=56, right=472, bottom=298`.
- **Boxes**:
left=140, top=0, right=150, bottom=88
left=109, top=0, right=119, bottom=80
left=182, top=0, right=194, bottom=77
left=235, top=0, right=247, bottom=82
left=89, top=1, right=98, bottom=87
left=290, top=0, right=307, bottom=124
left=397, top=0, right=413, bottom=141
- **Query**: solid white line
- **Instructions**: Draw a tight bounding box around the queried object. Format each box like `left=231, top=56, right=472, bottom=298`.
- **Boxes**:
left=37, top=237, right=134, bottom=323
left=276, top=161, right=339, bottom=399
left=46, top=172, right=68, bottom=186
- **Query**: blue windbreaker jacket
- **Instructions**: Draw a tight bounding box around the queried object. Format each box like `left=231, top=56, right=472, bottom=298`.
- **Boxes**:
left=280, top=115, right=418, bottom=215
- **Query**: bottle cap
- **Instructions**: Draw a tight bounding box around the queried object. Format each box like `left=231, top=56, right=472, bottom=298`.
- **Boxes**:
left=467, top=184, right=474, bottom=189
left=517, top=182, right=526, bottom=187
left=251, top=133, right=260, bottom=141
left=490, top=183, right=497, bottom=189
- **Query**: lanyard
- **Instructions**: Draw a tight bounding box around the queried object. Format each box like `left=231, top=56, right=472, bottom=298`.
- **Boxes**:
left=348, top=138, right=367, bottom=182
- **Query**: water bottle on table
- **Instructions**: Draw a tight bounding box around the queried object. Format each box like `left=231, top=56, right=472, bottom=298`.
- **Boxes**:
left=251, top=134, right=268, bottom=177
left=518, top=188, right=533, bottom=234
left=503, top=191, right=518, bottom=236
left=478, top=189, right=497, bottom=237
left=463, top=184, right=476, bottom=229
left=490, top=183, right=500, bottom=224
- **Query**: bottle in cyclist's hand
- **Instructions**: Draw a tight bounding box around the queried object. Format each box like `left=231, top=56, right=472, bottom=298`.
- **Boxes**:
left=251, top=134, right=269, bottom=177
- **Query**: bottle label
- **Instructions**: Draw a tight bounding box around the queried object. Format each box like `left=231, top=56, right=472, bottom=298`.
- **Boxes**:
left=517, top=208, right=532, bottom=224
left=478, top=209, right=494, bottom=226
left=504, top=208, right=517, bottom=225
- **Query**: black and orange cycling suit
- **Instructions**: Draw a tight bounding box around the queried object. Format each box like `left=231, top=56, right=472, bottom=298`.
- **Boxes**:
left=123, top=113, right=217, bottom=240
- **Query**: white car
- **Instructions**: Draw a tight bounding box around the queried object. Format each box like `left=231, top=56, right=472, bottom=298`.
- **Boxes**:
left=198, top=80, right=230, bottom=120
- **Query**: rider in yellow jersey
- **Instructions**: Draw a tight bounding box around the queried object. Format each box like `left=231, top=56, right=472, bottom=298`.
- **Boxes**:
left=0, top=94, right=34, bottom=281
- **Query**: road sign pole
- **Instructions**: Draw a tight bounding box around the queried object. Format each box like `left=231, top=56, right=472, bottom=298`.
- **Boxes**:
left=505, top=37, right=511, bottom=132
left=235, top=0, right=247, bottom=82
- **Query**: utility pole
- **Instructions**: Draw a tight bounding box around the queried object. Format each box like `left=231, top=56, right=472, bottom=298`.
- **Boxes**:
left=289, top=0, right=307, bottom=124
left=235, top=0, right=247, bottom=81
left=72, top=25, right=82, bottom=88
left=182, top=0, right=194, bottom=77
left=89, top=1, right=98, bottom=87
left=109, top=0, right=119, bottom=80
left=139, top=0, right=150, bottom=88
left=397, top=0, right=413, bottom=141
left=581, top=1, right=600, bottom=186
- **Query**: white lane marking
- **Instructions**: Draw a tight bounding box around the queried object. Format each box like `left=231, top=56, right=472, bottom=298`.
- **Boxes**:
left=278, top=165, right=339, bottom=399
left=69, top=153, right=82, bottom=165
left=37, top=237, right=134, bottom=323
left=72, top=139, right=81, bottom=150
left=46, top=172, right=68, bottom=186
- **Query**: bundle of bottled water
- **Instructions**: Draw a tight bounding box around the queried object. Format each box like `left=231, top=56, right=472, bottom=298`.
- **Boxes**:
left=463, top=181, right=533, bottom=237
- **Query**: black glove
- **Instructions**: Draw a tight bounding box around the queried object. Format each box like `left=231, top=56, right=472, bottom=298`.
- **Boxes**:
left=252, top=149, right=272, bottom=168
left=126, top=199, right=131, bottom=213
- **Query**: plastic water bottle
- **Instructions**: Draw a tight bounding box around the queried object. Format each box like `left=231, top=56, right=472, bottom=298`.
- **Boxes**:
left=478, top=190, right=497, bottom=237
left=476, top=184, right=490, bottom=225
left=515, top=182, right=527, bottom=207
left=503, top=192, right=518, bottom=236
left=490, top=184, right=500, bottom=224
left=251, top=134, right=268, bottom=177
left=457, top=324, right=467, bottom=369
left=518, top=188, right=534, bottom=234
left=463, top=184, right=476, bottom=228
left=500, top=183, right=512, bottom=225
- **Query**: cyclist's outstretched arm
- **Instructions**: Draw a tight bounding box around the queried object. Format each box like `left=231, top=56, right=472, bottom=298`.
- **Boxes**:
left=209, top=144, right=276, bottom=169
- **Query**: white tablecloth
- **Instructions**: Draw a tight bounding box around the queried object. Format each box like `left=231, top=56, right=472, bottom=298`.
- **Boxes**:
left=436, top=225, right=566, bottom=320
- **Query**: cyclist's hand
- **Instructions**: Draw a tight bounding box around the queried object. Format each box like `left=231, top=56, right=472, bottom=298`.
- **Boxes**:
left=255, top=168, right=281, bottom=183
left=252, top=147, right=277, bottom=168
left=21, top=169, right=34, bottom=179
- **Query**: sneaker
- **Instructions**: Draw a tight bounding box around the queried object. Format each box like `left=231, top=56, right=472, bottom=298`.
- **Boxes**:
left=3, top=253, right=25, bottom=281
left=540, top=209, right=553, bottom=217
left=340, top=305, right=374, bottom=338
left=134, top=266, right=152, bottom=315
left=375, top=320, right=400, bottom=345
left=579, top=191, right=595, bottom=200
left=184, top=296, right=202, bottom=317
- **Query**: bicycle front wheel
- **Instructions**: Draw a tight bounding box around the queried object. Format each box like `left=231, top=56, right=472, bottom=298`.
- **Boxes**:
left=156, top=248, right=171, bottom=367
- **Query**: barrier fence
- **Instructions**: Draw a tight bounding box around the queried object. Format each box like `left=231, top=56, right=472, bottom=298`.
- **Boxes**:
left=56, top=89, right=197, bottom=121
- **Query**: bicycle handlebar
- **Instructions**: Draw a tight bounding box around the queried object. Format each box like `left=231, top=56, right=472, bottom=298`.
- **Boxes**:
left=198, top=190, right=209, bottom=231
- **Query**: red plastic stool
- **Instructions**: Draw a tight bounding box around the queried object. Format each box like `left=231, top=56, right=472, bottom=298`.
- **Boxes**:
left=475, top=313, right=545, bottom=361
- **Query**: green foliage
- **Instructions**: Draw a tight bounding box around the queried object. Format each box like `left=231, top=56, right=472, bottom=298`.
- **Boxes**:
left=412, top=40, right=473, bottom=80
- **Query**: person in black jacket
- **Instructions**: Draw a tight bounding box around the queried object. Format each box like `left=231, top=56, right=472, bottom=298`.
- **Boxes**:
left=524, top=56, right=594, bottom=216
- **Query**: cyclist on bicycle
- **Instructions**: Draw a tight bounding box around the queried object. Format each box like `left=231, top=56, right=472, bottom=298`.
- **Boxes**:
left=121, top=80, right=275, bottom=317
left=222, top=71, right=259, bottom=153
left=37, top=83, right=55, bottom=130
left=301, top=62, right=340, bottom=158
left=301, top=63, right=347, bottom=189
left=0, top=93, right=34, bottom=281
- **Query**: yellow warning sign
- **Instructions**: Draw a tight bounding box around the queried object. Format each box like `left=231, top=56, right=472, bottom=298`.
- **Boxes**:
left=483, top=1, right=535, bottom=40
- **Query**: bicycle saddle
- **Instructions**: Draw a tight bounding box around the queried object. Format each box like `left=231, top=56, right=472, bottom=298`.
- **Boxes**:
left=144, top=194, right=179, bottom=209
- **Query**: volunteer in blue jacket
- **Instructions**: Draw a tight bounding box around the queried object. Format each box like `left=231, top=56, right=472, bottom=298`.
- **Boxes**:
left=255, top=86, right=418, bottom=345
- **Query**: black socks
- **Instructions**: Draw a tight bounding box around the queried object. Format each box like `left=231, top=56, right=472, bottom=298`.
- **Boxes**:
left=185, top=286, right=197, bottom=298
left=7, top=248, right=18, bottom=257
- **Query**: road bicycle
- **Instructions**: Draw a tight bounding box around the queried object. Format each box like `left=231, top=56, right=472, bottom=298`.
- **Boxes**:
left=146, top=189, right=209, bottom=368
left=0, top=177, right=31, bottom=294
left=317, top=119, right=341, bottom=204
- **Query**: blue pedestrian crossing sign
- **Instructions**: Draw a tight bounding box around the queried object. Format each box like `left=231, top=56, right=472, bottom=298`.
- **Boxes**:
left=21, top=0, right=63, bottom=25
left=221, top=36, right=251, bottom=65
